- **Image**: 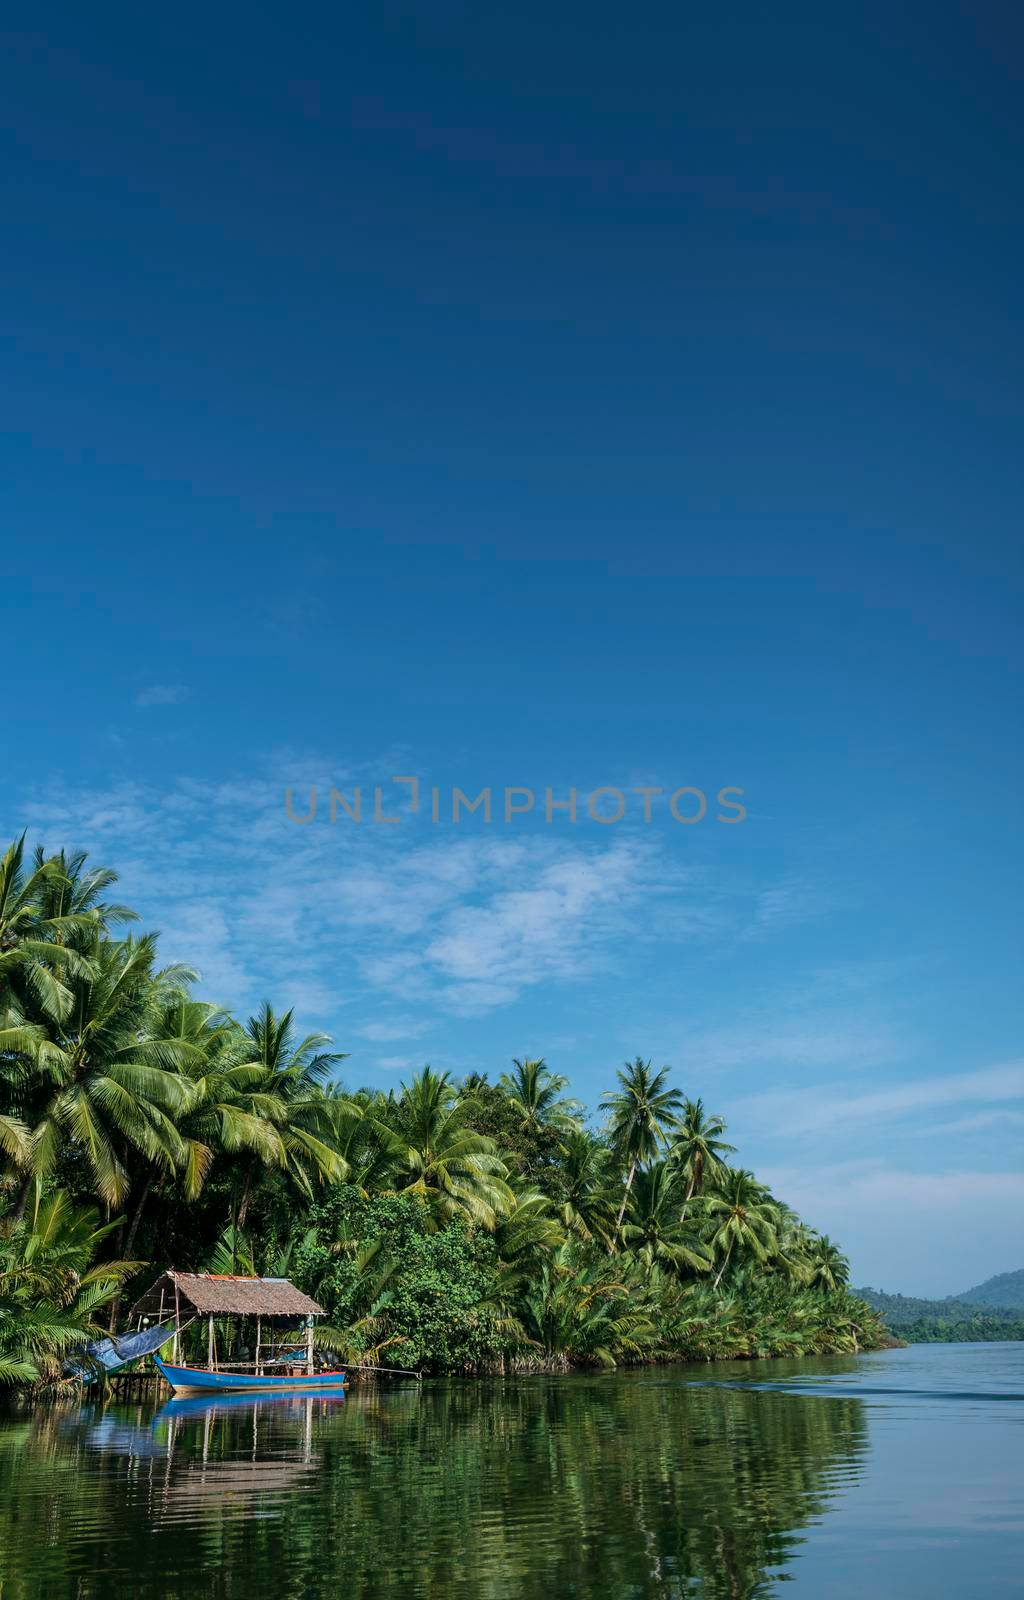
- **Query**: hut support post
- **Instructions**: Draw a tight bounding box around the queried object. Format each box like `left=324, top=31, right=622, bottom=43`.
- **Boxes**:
left=306, top=1315, right=314, bottom=1376
left=255, top=1316, right=262, bottom=1376
left=173, top=1280, right=181, bottom=1364
left=208, top=1315, right=215, bottom=1371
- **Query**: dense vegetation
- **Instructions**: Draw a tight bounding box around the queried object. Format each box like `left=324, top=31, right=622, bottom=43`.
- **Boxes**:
left=954, top=1268, right=1024, bottom=1312
left=856, top=1286, right=1024, bottom=1343
left=0, top=835, right=889, bottom=1387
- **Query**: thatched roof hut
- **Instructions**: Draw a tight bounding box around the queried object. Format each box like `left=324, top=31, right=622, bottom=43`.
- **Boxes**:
left=129, top=1271, right=324, bottom=1321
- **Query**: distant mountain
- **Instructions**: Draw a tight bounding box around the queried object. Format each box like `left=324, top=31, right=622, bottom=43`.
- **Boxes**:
left=953, top=1268, right=1024, bottom=1311
left=855, top=1285, right=1024, bottom=1343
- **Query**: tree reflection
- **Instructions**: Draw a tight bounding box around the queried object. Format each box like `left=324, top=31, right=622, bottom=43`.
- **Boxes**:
left=0, top=1364, right=869, bottom=1599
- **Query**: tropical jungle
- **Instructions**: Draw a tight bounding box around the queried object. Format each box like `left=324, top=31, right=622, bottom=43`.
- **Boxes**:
left=0, top=834, right=890, bottom=1388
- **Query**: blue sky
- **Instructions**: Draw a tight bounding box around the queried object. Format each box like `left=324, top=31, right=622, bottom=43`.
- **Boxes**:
left=2, top=6, right=1022, bottom=1295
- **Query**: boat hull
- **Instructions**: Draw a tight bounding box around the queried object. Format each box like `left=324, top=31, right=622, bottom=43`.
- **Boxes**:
left=153, top=1357, right=348, bottom=1395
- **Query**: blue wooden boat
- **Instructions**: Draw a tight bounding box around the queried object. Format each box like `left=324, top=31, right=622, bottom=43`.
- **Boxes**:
left=130, top=1272, right=345, bottom=1397
left=153, top=1357, right=348, bottom=1396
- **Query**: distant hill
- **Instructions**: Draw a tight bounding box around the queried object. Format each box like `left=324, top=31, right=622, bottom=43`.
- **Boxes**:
left=856, top=1286, right=1024, bottom=1344
left=953, top=1268, right=1024, bottom=1311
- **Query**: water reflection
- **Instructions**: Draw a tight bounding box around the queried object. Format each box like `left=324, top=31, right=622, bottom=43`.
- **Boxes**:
left=157, top=1390, right=347, bottom=1422
left=0, top=1347, right=1020, bottom=1599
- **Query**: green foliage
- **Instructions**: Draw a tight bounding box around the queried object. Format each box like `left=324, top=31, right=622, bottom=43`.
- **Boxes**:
left=670, top=1096, right=735, bottom=1207
left=0, top=832, right=903, bottom=1387
left=495, top=1058, right=582, bottom=1135
left=856, top=1285, right=1024, bottom=1342
left=954, top=1267, right=1024, bottom=1312
left=293, top=1189, right=509, bottom=1372
left=459, top=1073, right=567, bottom=1182
left=0, top=1188, right=137, bottom=1385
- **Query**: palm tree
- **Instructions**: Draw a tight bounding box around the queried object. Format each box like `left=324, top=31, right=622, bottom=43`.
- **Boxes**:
left=493, top=1183, right=565, bottom=1271
left=555, top=1128, right=616, bottom=1245
left=1, top=841, right=157, bottom=1210
left=313, top=1240, right=411, bottom=1368
left=670, top=1098, right=735, bottom=1214
left=316, top=1083, right=397, bottom=1195
left=517, top=1243, right=657, bottom=1370
left=0, top=1187, right=138, bottom=1386
left=25, top=935, right=192, bottom=1208
left=0, top=836, right=96, bottom=1025
left=497, top=1057, right=581, bottom=1132
left=621, top=1160, right=712, bottom=1276
left=702, top=1170, right=779, bottom=1289
left=31, top=846, right=139, bottom=941
left=233, top=1003, right=350, bottom=1222
left=768, top=1201, right=816, bottom=1285
left=120, top=997, right=292, bottom=1255
left=387, top=1067, right=513, bottom=1229
left=600, top=1058, right=683, bottom=1243
left=807, top=1234, right=850, bottom=1291
left=0, top=1019, right=39, bottom=1181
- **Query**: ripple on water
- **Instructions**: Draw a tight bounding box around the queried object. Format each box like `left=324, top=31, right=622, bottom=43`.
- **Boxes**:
left=0, top=1345, right=1021, bottom=1599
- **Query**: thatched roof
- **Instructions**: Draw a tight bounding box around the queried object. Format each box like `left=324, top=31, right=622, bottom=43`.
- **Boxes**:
left=129, top=1272, right=324, bottom=1320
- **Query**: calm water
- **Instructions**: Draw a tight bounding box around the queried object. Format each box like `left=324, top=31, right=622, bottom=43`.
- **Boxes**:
left=1, top=1342, right=1021, bottom=1599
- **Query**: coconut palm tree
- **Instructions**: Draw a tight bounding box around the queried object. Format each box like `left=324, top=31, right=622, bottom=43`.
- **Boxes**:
left=767, top=1201, right=816, bottom=1285
left=304, top=1238, right=413, bottom=1368
left=670, top=1098, right=735, bottom=1214
left=702, top=1169, right=779, bottom=1289
left=497, top=1057, right=581, bottom=1132
left=600, top=1058, right=683, bottom=1243
left=493, top=1183, right=565, bottom=1271
left=806, top=1234, right=850, bottom=1291
left=24, top=935, right=193, bottom=1208
left=621, top=1160, right=712, bottom=1276
left=387, top=1067, right=513, bottom=1229
left=554, top=1129, right=617, bottom=1245
left=119, top=997, right=294, bottom=1255
left=0, top=836, right=96, bottom=1025
left=233, top=1003, right=350, bottom=1222
left=31, top=846, right=139, bottom=941
left=1, top=842, right=152, bottom=1204
left=0, top=1187, right=138, bottom=1386
left=315, top=1083, right=397, bottom=1195
left=0, top=1020, right=39, bottom=1180
left=517, top=1243, right=657, bottom=1369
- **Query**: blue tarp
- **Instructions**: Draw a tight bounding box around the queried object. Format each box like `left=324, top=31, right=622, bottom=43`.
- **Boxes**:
left=265, top=1346, right=305, bottom=1366
left=66, top=1321, right=176, bottom=1379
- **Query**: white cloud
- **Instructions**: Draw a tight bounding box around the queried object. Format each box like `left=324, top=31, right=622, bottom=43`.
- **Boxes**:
left=734, top=1061, right=1024, bottom=1139
left=691, top=1017, right=906, bottom=1073
left=150, top=900, right=254, bottom=1009
left=915, top=1109, right=1024, bottom=1138
left=741, top=878, right=837, bottom=937
left=357, top=1018, right=434, bottom=1042
left=17, top=775, right=704, bottom=1024
left=759, top=1158, right=1024, bottom=1297
left=135, top=684, right=190, bottom=708
left=420, top=841, right=656, bottom=1013
left=12, top=767, right=872, bottom=1042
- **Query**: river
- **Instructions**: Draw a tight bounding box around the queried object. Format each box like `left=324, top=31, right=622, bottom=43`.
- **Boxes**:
left=1, top=1341, right=1020, bottom=1598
